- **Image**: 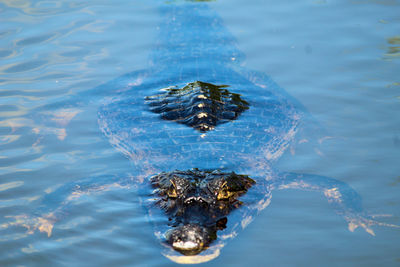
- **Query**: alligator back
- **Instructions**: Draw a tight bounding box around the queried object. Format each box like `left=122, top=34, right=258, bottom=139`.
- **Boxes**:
left=98, top=2, right=302, bottom=176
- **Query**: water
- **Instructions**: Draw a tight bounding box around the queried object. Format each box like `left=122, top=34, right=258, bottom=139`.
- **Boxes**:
left=1, top=0, right=400, bottom=266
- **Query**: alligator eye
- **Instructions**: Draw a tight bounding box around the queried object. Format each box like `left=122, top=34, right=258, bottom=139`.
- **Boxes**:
left=167, top=179, right=178, bottom=198
left=217, top=181, right=234, bottom=200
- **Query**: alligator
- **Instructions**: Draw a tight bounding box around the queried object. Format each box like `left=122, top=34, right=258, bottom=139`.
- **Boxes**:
left=95, top=1, right=398, bottom=263
left=3, top=0, right=398, bottom=265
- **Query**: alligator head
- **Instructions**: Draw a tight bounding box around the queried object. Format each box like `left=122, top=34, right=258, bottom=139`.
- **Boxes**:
left=150, top=169, right=255, bottom=255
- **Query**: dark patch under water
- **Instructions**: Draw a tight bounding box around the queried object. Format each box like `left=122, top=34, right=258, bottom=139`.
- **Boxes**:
left=145, top=81, right=249, bottom=132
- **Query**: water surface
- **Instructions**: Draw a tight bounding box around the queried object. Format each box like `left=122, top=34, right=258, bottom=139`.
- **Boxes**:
left=1, top=0, right=400, bottom=266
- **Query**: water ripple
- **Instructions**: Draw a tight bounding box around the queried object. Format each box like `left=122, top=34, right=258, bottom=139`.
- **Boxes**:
left=0, top=181, right=24, bottom=192
left=16, top=33, right=57, bottom=47
left=3, top=60, right=48, bottom=73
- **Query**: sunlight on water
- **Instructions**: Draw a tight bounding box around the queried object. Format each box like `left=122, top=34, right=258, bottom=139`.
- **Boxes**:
left=1, top=0, right=399, bottom=266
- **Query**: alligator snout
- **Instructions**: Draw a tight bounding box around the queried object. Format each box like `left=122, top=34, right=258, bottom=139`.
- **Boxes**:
left=166, top=224, right=209, bottom=255
left=166, top=224, right=214, bottom=255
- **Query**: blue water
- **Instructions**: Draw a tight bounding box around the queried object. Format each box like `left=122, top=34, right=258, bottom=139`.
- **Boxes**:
left=1, top=0, right=400, bottom=266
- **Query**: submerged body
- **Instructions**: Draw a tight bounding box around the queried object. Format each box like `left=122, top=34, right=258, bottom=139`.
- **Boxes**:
left=97, top=2, right=302, bottom=261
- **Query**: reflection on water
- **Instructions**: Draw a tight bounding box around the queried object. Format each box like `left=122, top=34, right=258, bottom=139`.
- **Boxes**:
left=1, top=0, right=400, bottom=266
left=0, top=0, right=87, bottom=16
left=385, top=36, right=400, bottom=58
